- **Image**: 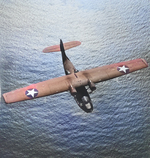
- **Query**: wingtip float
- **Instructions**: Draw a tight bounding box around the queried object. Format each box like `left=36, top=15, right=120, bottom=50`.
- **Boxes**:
left=43, top=41, right=81, bottom=53
left=3, top=40, right=148, bottom=113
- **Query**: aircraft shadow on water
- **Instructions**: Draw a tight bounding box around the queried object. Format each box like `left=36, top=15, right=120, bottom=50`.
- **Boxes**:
left=3, top=40, right=148, bottom=113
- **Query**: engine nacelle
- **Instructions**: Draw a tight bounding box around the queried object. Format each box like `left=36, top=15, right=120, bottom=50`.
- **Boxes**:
left=88, top=80, right=96, bottom=91
left=69, top=84, right=77, bottom=96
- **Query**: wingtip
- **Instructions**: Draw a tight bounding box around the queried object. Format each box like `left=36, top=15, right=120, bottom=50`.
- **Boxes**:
left=42, top=48, right=47, bottom=53
left=3, top=93, right=9, bottom=104
left=141, top=58, right=148, bottom=67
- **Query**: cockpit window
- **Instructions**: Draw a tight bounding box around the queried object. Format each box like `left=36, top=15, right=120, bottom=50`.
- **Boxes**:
left=74, top=69, right=79, bottom=73
left=82, top=96, right=90, bottom=103
left=85, top=103, right=91, bottom=109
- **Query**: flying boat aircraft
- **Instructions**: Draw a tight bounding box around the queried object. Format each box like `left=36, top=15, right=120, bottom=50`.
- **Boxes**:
left=3, top=40, right=148, bottom=113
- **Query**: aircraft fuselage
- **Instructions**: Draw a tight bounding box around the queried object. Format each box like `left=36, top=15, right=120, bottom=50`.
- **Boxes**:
left=60, top=39, right=93, bottom=113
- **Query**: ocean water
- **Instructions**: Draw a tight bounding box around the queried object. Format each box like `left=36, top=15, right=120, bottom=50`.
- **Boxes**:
left=0, top=0, right=150, bottom=157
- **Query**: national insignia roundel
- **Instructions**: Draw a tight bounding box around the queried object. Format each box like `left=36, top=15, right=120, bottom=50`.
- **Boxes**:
left=25, top=88, right=38, bottom=99
left=117, top=65, right=130, bottom=74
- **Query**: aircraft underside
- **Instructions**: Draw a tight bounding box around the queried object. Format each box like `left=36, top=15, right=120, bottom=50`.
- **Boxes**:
left=73, top=86, right=93, bottom=113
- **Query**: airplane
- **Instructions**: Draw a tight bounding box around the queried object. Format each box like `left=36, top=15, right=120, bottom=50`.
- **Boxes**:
left=3, top=40, right=148, bottom=113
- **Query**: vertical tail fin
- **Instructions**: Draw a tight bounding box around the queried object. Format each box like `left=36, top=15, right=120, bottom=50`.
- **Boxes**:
left=60, top=39, right=69, bottom=63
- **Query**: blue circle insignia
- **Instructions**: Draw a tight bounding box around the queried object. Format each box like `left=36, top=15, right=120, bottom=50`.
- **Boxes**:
left=25, top=88, right=38, bottom=99
left=117, top=65, right=129, bottom=74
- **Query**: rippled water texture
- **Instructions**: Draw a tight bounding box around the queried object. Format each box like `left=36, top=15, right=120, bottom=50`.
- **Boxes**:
left=0, top=0, right=150, bottom=157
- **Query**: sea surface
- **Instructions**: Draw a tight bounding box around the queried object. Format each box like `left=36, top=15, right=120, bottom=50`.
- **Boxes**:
left=0, top=0, right=150, bottom=157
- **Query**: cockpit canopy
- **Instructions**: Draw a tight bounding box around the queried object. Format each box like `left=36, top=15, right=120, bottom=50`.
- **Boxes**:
left=82, top=96, right=90, bottom=104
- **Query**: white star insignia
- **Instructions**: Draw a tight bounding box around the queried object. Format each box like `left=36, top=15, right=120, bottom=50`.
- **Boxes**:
left=26, top=89, right=38, bottom=98
left=118, top=65, right=129, bottom=73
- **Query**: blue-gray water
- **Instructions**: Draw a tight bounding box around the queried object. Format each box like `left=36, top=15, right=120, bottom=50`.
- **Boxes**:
left=0, top=0, right=150, bottom=157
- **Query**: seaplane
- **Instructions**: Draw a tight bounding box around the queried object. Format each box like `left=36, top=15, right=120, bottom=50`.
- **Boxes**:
left=3, top=40, right=148, bottom=113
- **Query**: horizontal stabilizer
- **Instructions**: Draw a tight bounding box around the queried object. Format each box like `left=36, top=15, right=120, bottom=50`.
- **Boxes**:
left=43, top=41, right=81, bottom=53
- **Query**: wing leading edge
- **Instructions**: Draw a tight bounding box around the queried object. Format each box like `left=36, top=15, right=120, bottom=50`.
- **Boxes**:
left=80, top=58, right=148, bottom=83
left=3, top=58, right=148, bottom=103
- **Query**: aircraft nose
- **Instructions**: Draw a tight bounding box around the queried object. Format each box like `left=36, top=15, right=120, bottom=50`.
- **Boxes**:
left=81, top=96, right=93, bottom=113
left=85, top=103, right=92, bottom=109
left=85, top=103, right=93, bottom=112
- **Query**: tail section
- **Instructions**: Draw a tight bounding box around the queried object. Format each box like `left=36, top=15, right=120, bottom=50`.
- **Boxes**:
left=60, top=39, right=78, bottom=75
left=60, top=39, right=69, bottom=63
